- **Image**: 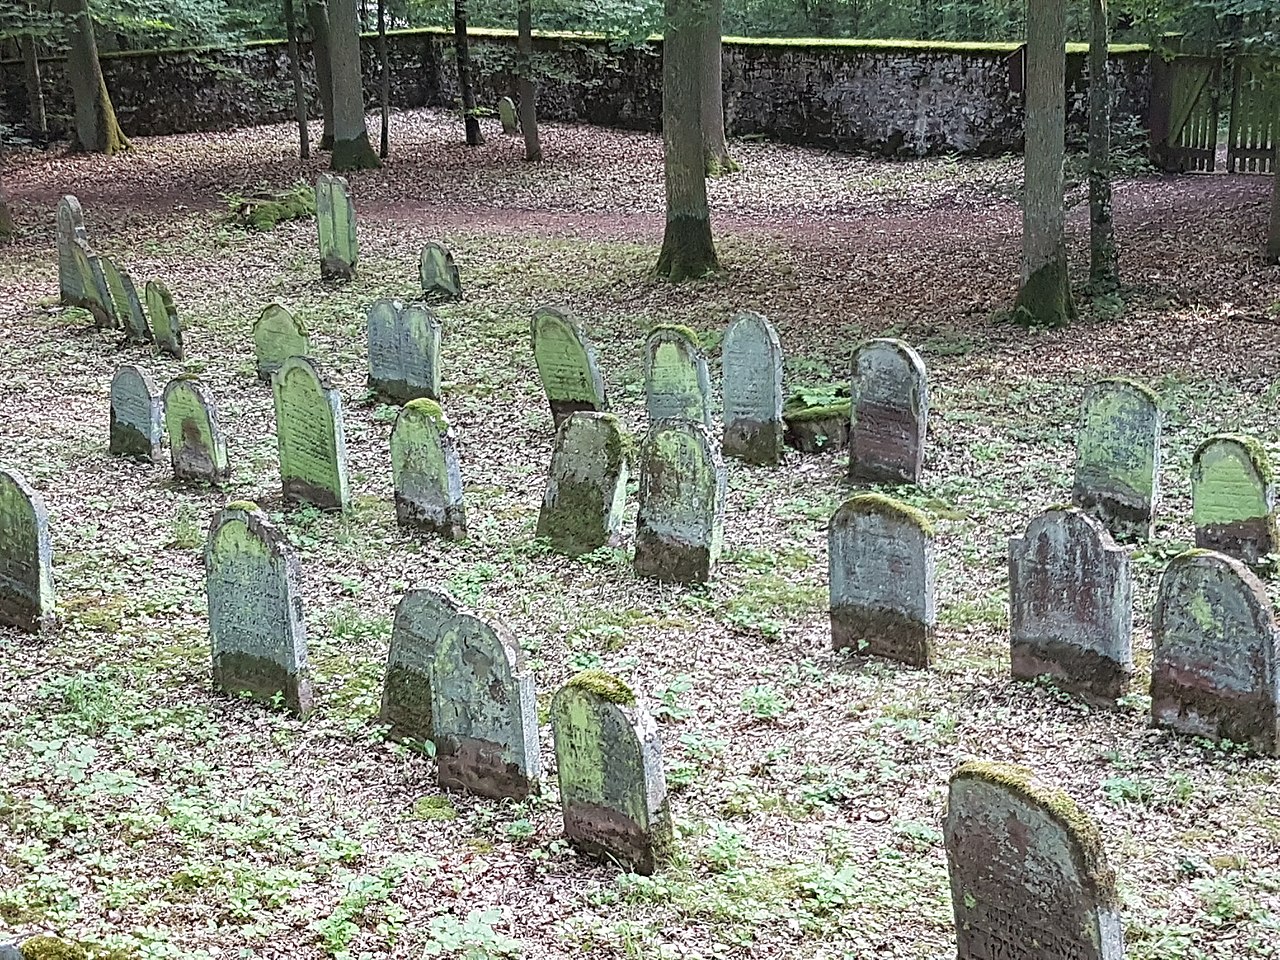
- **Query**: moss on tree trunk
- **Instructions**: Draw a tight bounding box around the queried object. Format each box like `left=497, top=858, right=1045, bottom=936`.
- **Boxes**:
left=700, top=0, right=737, bottom=177
left=58, top=0, right=130, bottom=155
left=1014, top=254, right=1077, bottom=328
left=328, top=0, right=380, bottom=170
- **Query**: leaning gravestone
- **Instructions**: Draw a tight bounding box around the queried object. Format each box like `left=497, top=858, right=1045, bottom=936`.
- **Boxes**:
left=205, top=501, right=312, bottom=717
left=644, top=326, right=713, bottom=430
left=498, top=96, right=519, bottom=134
left=162, top=377, right=230, bottom=486
left=316, top=173, right=358, bottom=280
left=0, top=469, right=55, bottom=634
left=537, top=412, right=629, bottom=556
left=366, top=299, right=442, bottom=403
left=254, top=304, right=311, bottom=382
left=1008, top=507, right=1133, bottom=704
left=109, top=364, right=164, bottom=462
left=145, top=280, right=183, bottom=359
left=848, top=338, right=928, bottom=485
left=389, top=399, right=466, bottom=539
left=531, top=305, right=608, bottom=428
left=420, top=242, right=462, bottom=302
left=69, top=239, right=114, bottom=328
left=1072, top=379, right=1161, bottom=541
left=634, top=419, right=726, bottom=583
left=828, top=493, right=935, bottom=667
left=945, top=761, right=1124, bottom=960
left=57, top=195, right=89, bottom=306
left=551, top=671, right=672, bottom=875
left=379, top=589, right=461, bottom=745
left=1151, top=549, right=1279, bottom=755
left=1191, top=434, right=1278, bottom=566
left=99, top=256, right=151, bottom=343
left=722, top=311, right=784, bottom=466
left=272, top=356, right=350, bottom=512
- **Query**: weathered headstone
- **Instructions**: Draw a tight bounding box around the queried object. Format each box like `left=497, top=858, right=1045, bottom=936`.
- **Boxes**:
left=722, top=311, right=784, bottom=465
left=1072, top=379, right=1161, bottom=541
left=366, top=299, right=442, bottom=403
left=145, top=280, right=183, bottom=359
left=1151, top=549, right=1279, bottom=754
left=272, top=356, right=351, bottom=512
left=254, top=303, right=311, bottom=382
left=537, top=412, right=629, bottom=556
left=530, top=305, right=608, bottom=428
left=644, top=326, right=713, bottom=430
left=419, top=242, right=462, bottom=302
left=162, top=377, right=230, bottom=486
left=109, top=364, right=164, bottom=462
left=379, top=589, right=460, bottom=745
left=56, top=195, right=89, bottom=306
left=498, top=96, right=519, bottom=134
left=945, top=761, right=1124, bottom=960
left=99, top=256, right=151, bottom=343
left=828, top=493, right=935, bottom=667
left=634, top=419, right=726, bottom=583
left=0, top=469, right=55, bottom=634
left=1008, top=508, right=1133, bottom=704
left=69, top=239, right=114, bottom=328
left=848, top=338, right=928, bottom=485
left=551, top=671, right=672, bottom=875
left=389, top=399, right=466, bottom=538
left=205, top=501, right=312, bottom=717
left=316, top=173, right=358, bottom=280
left=1191, top=434, right=1278, bottom=566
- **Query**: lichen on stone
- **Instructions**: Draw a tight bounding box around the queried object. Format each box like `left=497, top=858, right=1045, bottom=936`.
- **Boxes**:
left=568, top=669, right=636, bottom=706
left=648, top=324, right=701, bottom=348
left=841, top=493, right=934, bottom=537
left=404, top=397, right=448, bottom=431
left=224, top=499, right=259, bottom=513
left=1194, top=433, right=1275, bottom=486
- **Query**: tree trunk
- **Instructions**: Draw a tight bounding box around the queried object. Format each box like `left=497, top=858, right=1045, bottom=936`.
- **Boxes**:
left=517, top=0, right=542, bottom=161
left=455, top=0, right=484, bottom=146
left=0, top=178, right=14, bottom=241
left=21, top=33, right=47, bottom=135
left=701, top=0, right=736, bottom=176
left=328, top=0, right=380, bottom=169
left=656, top=0, right=719, bottom=281
left=1267, top=145, right=1280, bottom=263
left=1088, top=0, right=1118, bottom=290
left=378, top=0, right=389, bottom=158
left=307, top=0, right=336, bottom=150
left=284, top=0, right=311, bottom=159
left=1012, top=0, right=1076, bottom=327
left=55, top=0, right=130, bottom=154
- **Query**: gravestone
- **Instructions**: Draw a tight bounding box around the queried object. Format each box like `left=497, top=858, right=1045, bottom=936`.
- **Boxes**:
left=366, top=299, right=442, bottom=403
left=272, top=356, right=351, bottom=512
left=1151, top=549, right=1279, bottom=755
left=551, top=671, right=672, bottom=875
left=162, top=377, right=230, bottom=486
left=1191, top=435, right=1278, bottom=566
left=537, top=412, right=629, bottom=556
left=634, top=419, right=726, bottom=583
left=56, top=195, right=89, bottom=306
left=316, top=173, right=358, bottom=280
left=0, top=469, right=55, bottom=634
left=145, top=280, right=183, bottom=359
left=109, top=364, right=164, bottom=462
left=420, top=242, right=462, bottom=302
left=498, top=96, right=519, bottom=134
left=1008, top=508, right=1133, bottom=704
left=945, top=761, right=1124, bottom=960
left=99, top=256, right=151, bottom=343
left=379, top=589, right=460, bottom=745
left=389, top=399, right=466, bottom=538
left=848, top=338, right=928, bottom=485
left=69, top=239, right=114, bottom=327
left=254, top=304, right=311, bottom=382
left=644, top=326, right=713, bottom=430
left=828, top=493, right=935, bottom=667
left=205, top=501, right=312, bottom=717
left=722, top=311, right=784, bottom=466
left=1072, top=379, right=1161, bottom=541
left=531, top=305, right=608, bottom=427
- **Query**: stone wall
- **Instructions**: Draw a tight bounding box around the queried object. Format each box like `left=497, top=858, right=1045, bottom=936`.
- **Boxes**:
left=0, top=29, right=1151, bottom=157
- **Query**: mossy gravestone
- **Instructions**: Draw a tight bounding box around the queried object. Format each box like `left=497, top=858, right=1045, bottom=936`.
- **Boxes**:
left=0, top=469, right=55, bottom=634
left=537, top=412, right=629, bottom=556
left=531, top=305, right=608, bottom=428
left=390, top=399, right=466, bottom=538
left=163, top=378, right=230, bottom=487
left=144, top=280, right=183, bottom=359
left=316, top=173, right=358, bottom=280
left=99, top=256, right=151, bottom=343
left=69, top=239, right=113, bottom=328
left=828, top=493, right=935, bottom=667
left=848, top=338, right=928, bottom=485
left=380, top=589, right=460, bottom=744
left=272, top=356, right=351, bottom=512
left=1191, top=435, right=1278, bottom=567
left=56, top=195, right=89, bottom=306
left=366, top=299, right=442, bottom=403
left=1072, top=379, right=1161, bottom=542
left=1151, top=549, right=1279, bottom=755
left=945, top=761, right=1124, bottom=960
left=551, top=671, right=672, bottom=875
left=420, top=242, right=462, bottom=302
left=498, top=96, right=519, bottom=134
left=722, top=311, right=784, bottom=466
left=634, top=420, right=726, bottom=583
left=109, top=365, right=164, bottom=462
left=1009, top=508, right=1133, bottom=704
left=205, top=502, right=312, bottom=717
left=644, top=326, right=713, bottom=430
left=254, top=304, right=311, bottom=382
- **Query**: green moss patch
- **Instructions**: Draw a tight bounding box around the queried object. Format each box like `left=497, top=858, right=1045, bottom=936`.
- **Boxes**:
left=568, top=669, right=636, bottom=706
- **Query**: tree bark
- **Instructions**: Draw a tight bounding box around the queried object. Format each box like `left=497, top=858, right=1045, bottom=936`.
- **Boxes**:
left=517, top=0, right=542, bottom=161
left=454, top=0, right=484, bottom=146
left=284, top=0, right=310, bottom=159
left=701, top=0, right=736, bottom=175
left=328, top=0, right=380, bottom=169
left=1012, top=0, right=1076, bottom=327
left=1088, top=0, right=1118, bottom=290
left=0, top=178, right=14, bottom=241
left=306, top=0, right=336, bottom=150
left=1267, top=143, right=1280, bottom=263
left=656, top=0, right=719, bottom=281
left=55, top=0, right=130, bottom=154
left=378, top=0, right=389, bottom=158
left=21, top=32, right=47, bottom=135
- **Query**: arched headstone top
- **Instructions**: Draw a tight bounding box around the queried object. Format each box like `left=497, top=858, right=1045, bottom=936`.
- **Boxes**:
left=832, top=492, right=934, bottom=537
left=0, top=467, right=55, bottom=634
left=531, top=305, right=608, bottom=426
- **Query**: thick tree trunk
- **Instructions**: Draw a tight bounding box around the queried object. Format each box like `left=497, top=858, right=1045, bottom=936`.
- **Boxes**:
left=306, top=0, right=336, bottom=149
left=454, top=0, right=484, bottom=146
left=517, top=0, right=542, bottom=161
left=1268, top=146, right=1280, bottom=263
left=56, top=0, right=130, bottom=154
left=701, top=0, right=736, bottom=176
left=656, top=0, right=719, bottom=281
left=328, top=0, right=380, bottom=169
left=1013, top=0, right=1076, bottom=327
left=1088, top=0, right=1118, bottom=290
left=378, top=0, right=389, bottom=158
left=284, top=0, right=311, bottom=159
left=21, top=33, right=47, bottom=135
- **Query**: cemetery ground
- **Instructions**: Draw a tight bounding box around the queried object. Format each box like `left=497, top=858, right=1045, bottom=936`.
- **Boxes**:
left=1, top=109, right=1279, bottom=960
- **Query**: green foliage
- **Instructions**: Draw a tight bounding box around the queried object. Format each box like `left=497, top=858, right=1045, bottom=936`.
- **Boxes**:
left=224, top=183, right=316, bottom=232
left=423, top=908, right=522, bottom=959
